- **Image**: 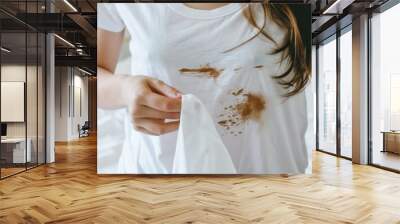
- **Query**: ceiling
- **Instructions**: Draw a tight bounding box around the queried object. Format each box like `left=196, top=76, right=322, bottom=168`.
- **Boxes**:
left=0, top=0, right=97, bottom=73
left=311, top=0, right=390, bottom=43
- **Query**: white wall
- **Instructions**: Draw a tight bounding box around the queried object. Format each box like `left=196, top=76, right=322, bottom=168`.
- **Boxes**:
left=72, top=73, right=89, bottom=138
left=1, top=66, right=26, bottom=138
left=55, top=66, right=69, bottom=141
left=1, top=65, right=40, bottom=137
left=54, top=67, right=89, bottom=141
left=1, top=82, right=25, bottom=122
left=1, top=63, right=46, bottom=164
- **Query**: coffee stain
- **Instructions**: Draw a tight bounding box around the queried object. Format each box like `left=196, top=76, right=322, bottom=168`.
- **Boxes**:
left=235, top=93, right=266, bottom=121
left=231, top=88, right=244, bottom=96
left=218, top=120, right=228, bottom=126
left=218, top=118, right=240, bottom=128
left=179, top=65, right=222, bottom=79
left=254, top=65, right=264, bottom=69
left=217, top=89, right=267, bottom=135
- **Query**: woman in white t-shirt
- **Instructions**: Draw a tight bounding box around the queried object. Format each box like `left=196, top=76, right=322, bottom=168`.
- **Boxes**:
left=97, top=2, right=311, bottom=174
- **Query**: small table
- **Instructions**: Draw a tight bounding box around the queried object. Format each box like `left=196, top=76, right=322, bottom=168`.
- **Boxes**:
left=381, top=131, right=400, bottom=154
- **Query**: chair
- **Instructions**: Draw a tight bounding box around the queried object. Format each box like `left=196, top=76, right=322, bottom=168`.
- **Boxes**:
left=78, top=121, right=90, bottom=138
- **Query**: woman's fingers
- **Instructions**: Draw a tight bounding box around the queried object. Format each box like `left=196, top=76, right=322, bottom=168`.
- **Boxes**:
left=132, top=105, right=180, bottom=120
left=139, top=92, right=182, bottom=113
left=128, top=77, right=182, bottom=135
left=134, top=126, right=155, bottom=135
left=134, top=118, right=180, bottom=135
left=141, top=78, right=182, bottom=112
left=147, top=78, right=181, bottom=98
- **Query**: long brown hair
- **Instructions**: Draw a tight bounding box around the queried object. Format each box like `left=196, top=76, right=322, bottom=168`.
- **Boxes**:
left=226, top=2, right=311, bottom=97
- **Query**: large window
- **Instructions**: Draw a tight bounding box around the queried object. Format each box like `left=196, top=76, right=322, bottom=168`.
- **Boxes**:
left=340, top=28, right=352, bottom=158
left=317, top=26, right=353, bottom=159
left=318, top=36, right=337, bottom=154
left=371, top=2, right=400, bottom=171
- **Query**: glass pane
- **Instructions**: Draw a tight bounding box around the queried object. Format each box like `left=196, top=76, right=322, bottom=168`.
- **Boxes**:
left=27, top=32, right=38, bottom=169
left=371, top=3, right=400, bottom=171
left=340, top=29, right=352, bottom=158
left=38, top=33, right=45, bottom=165
left=318, top=37, right=337, bottom=154
left=1, top=31, right=27, bottom=177
left=0, top=0, right=46, bottom=178
left=26, top=0, right=40, bottom=169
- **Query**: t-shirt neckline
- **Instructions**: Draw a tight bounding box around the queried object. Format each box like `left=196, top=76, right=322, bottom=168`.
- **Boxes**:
left=167, top=3, right=246, bottom=19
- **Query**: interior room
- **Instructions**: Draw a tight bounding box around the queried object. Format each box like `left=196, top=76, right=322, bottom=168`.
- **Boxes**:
left=0, top=0, right=96, bottom=179
left=0, top=0, right=400, bottom=223
left=0, top=13, right=46, bottom=178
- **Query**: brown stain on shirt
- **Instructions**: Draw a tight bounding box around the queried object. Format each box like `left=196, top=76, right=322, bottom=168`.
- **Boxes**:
left=232, top=88, right=244, bottom=96
left=179, top=65, right=222, bottom=78
left=254, top=65, right=264, bottom=69
left=217, top=90, right=267, bottom=135
left=235, top=93, right=266, bottom=121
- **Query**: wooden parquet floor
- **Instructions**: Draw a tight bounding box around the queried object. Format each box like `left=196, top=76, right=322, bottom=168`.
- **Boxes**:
left=1, top=135, right=400, bottom=224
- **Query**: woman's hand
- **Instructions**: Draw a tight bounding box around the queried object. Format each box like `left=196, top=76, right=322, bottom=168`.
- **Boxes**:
left=97, top=29, right=181, bottom=135
left=127, top=76, right=182, bottom=136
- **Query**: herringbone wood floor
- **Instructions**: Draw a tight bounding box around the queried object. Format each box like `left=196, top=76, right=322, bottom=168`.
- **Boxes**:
left=1, top=135, right=400, bottom=224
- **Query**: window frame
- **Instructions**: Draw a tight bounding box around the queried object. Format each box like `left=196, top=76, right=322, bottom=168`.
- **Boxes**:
left=315, top=24, right=353, bottom=161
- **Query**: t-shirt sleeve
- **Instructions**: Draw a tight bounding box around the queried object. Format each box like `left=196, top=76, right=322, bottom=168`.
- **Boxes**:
left=97, top=4, right=125, bottom=32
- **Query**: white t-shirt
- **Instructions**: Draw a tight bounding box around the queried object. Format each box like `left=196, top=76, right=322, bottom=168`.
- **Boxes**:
left=98, top=3, right=309, bottom=174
